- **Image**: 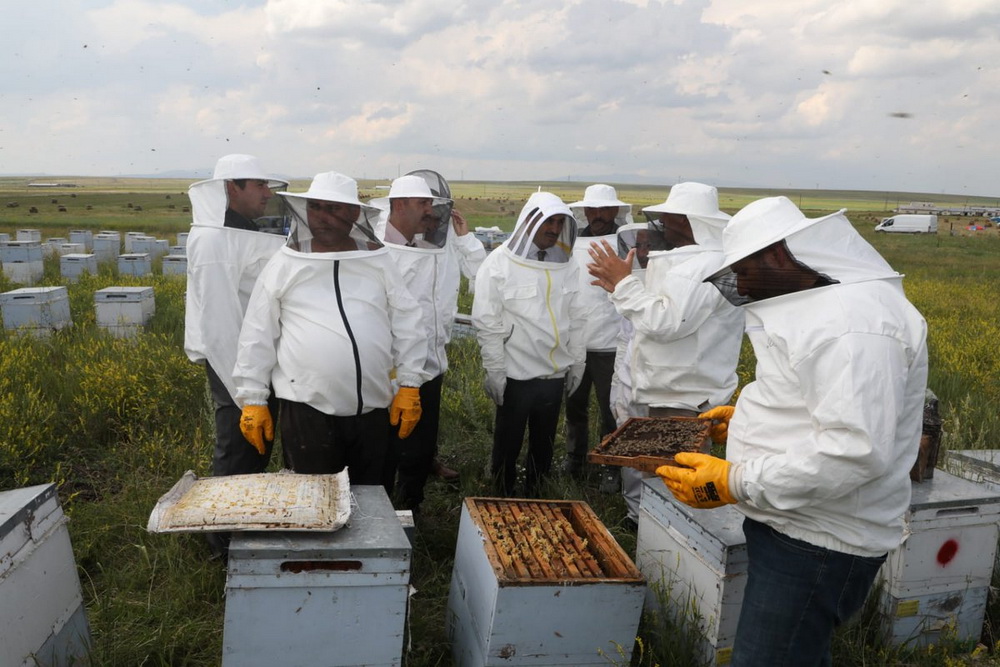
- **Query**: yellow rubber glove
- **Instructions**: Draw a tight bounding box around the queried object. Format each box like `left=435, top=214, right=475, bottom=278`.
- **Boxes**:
left=390, top=387, right=422, bottom=439
left=239, top=404, right=273, bottom=455
left=656, top=452, right=736, bottom=509
left=699, top=405, right=735, bottom=445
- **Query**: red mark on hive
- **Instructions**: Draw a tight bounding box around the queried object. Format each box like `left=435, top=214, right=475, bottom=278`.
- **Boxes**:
left=937, top=539, right=959, bottom=566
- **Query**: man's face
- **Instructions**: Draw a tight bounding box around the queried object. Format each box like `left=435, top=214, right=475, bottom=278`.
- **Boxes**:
left=658, top=212, right=696, bottom=248
left=306, top=199, right=359, bottom=249
left=731, top=244, right=790, bottom=300
left=634, top=230, right=650, bottom=269
left=533, top=215, right=566, bottom=250
left=584, top=206, right=619, bottom=236
left=227, top=179, right=272, bottom=219
left=391, top=197, right=434, bottom=239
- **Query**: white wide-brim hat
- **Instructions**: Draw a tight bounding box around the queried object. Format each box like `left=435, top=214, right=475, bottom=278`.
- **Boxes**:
left=211, top=153, right=287, bottom=187
left=279, top=172, right=378, bottom=214
left=642, top=182, right=730, bottom=222
left=707, top=196, right=845, bottom=280
left=567, top=183, right=628, bottom=209
left=369, top=173, right=451, bottom=210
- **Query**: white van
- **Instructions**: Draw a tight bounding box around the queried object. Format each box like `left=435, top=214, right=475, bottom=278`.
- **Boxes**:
left=874, top=214, right=938, bottom=233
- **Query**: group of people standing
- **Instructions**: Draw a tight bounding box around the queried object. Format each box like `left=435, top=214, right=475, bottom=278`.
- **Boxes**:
left=184, top=153, right=929, bottom=667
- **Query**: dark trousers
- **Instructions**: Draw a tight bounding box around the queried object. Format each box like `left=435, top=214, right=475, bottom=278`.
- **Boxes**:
left=492, top=377, right=565, bottom=497
left=385, top=374, right=444, bottom=509
left=731, top=518, right=886, bottom=667
left=279, top=400, right=389, bottom=486
left=206, top=362, right=277, bottom=477
left=564, top=350, right=616, bottom=463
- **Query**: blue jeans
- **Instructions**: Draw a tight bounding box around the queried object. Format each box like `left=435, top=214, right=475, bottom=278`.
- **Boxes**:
left=732, top=518, right=886, bottom=667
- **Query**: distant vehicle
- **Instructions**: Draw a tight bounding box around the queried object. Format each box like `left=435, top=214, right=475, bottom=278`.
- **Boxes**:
left=874, top=214, right=938, bottom=234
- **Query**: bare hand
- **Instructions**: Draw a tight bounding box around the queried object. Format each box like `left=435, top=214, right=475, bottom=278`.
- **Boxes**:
left=451, top=209, right=469, bottom=236
left=587, top=239, right=633, bottom=293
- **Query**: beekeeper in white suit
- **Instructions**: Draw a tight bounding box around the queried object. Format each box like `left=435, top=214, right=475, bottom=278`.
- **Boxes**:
left=185, top=154, right=287, bottom=479
left=374, top=171, right=485, bottom=511
left=232, top=172, right=429, bottom=485
left=656, top=196, right=928, bottom=666
left=473, top=191, right=585, bottom=497
left=588, top=182, right=745, bottom=524
left=563, top=185, right=633, bottom=489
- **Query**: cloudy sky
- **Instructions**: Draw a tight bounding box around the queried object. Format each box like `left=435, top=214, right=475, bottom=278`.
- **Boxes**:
left=2, top=0, right=998, bottom=195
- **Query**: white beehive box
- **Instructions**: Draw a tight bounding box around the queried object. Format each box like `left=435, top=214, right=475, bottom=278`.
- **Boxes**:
left=60, top=253, right=98, bottom=282
left=176, top=231, right=189, bottom=246
left=161, top=255, right=187, bottom=276
left=44, top=238, right=67, bottom=258
left=118, top=252, right=152, bottom=277
left=636, top=477, right=747, bottom=666
left=0, top=232, right=9, bottom=245
left=68, top=230, right=93, bottom=251
left=168, top=244, right=186, bottom=256
left=0, top=484, right=91, bottom=666
left=222, top=485, right=410, bottom=667
left=877, top=470, right=1000, bottom=647
left=95, top=286, right=154, bottom=337
left=944, top=450, right=1000, bottom=494
left=123, top=231, right=147, bottom=252
left=1, top=287, right=72, bottom=335
left=93, top=234, right=121, bottom=263
left=57, top=242, right=85, bottom=256
left=15, top=229, right=41, bottom=243
left=2, top=242, right=45, bottom=286
left=448, top=497, right=645, bottom=666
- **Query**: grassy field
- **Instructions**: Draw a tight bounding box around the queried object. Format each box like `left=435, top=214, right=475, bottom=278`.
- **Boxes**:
left=2, top=179, right=1000, bottom=665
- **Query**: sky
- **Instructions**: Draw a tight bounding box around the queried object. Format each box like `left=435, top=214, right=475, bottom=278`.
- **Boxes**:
left=2, top=0, right=998, bottom=196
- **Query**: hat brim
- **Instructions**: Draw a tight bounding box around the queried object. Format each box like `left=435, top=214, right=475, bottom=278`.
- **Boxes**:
left=567, top=199, right=629, bottom=209
left=279, top=191, right=380, bottom=215
left=642, top=203, right=731, bottom=221
left=704, top=208, right=844, bottom=282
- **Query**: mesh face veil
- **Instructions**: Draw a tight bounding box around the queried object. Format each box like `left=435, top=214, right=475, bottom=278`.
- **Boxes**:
left=404, top=169, right=454, bottom=250
left=707, top=239, right=839, bottom=307
left=506, top=192, right=578, bottom=262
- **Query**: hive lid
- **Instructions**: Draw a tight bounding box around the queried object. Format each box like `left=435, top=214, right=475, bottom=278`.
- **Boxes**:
left=147, top=470, right=351, bottom=533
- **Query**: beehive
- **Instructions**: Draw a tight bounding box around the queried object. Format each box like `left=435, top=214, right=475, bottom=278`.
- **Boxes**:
left=118, top=252, right=152, bottom=277
left=68, top=229, right=93, bottom=251
left=60, top=253, right=98, bottom=282
left=0, top=484, right=91, bottom=666
left=877, top=470, right=1000, bottom=647
left=95, top=286, right=155, bottom=337
left=0, top=286, right=72, bottom=335
left=222, top=485, right=410, bottom=667
left=448, top=497, right=645, bottom=666
left=162, top=255, right=187, bottom=276
left=15, top=229, right=41, bottom=243
left=636, top=477, right=748, bottom=666
left=93, top=234, right=121, bottom=263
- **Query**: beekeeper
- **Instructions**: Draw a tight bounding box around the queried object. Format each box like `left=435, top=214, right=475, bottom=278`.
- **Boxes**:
left=232, top=172, right=430, bottom=485
left=587, top=182, right=745, bottom=525
left=374, top=171, right=485, bottom=511
left=185, top=154, right=287, bottom=482
left=657, top=196, right=928, bottom=666
left=473, top=191, right=585, bottom=496
left=563, top=185, right=633, bottom=491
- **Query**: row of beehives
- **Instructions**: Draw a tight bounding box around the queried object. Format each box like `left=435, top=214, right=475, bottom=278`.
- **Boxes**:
left=0, top=229, right=188, bottom=286
left=0, top=285, right=154, bottom=338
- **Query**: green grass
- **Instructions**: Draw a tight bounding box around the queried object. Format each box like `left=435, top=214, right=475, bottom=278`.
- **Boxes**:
left=3, top=180, right=1000, bottom=665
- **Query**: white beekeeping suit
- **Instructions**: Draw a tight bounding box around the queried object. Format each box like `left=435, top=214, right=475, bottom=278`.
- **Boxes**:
left=233, top=172, right=429, bottom=416
left=473, top=191, right=584, bottom=384
left=615, top=183, right=745, bottom=412
left=608, top=222, right=650, bottom=427
left=184, top=154, right=287, bottom=408
left=371, top=171, right=485, bottom=377
left=567, top=184, right=633, bottom=353
left=707, top=196, right=929, bottom=556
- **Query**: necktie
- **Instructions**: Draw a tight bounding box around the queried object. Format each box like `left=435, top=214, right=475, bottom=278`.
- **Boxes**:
left=406, top=241, right=416, bottom=247
left=537, top=250, right=547, bottom=261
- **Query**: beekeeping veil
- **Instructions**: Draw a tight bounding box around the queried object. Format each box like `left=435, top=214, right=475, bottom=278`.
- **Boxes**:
left=278, top=172, right=382, bottom=252
left=370, top=173, right=453, bottom=250
left=505, top=191, right=577, bottom=262
left=642, top=182, right=730, bottom=251
left=615, top=222, right=651, bottom=272
left=405, top=169, right=454, bottom=249
left=567, top=184, right=633, bottom=235
left=188, top=153, right=289, bottom=229
left=706, top=196, right=899, bottom=306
